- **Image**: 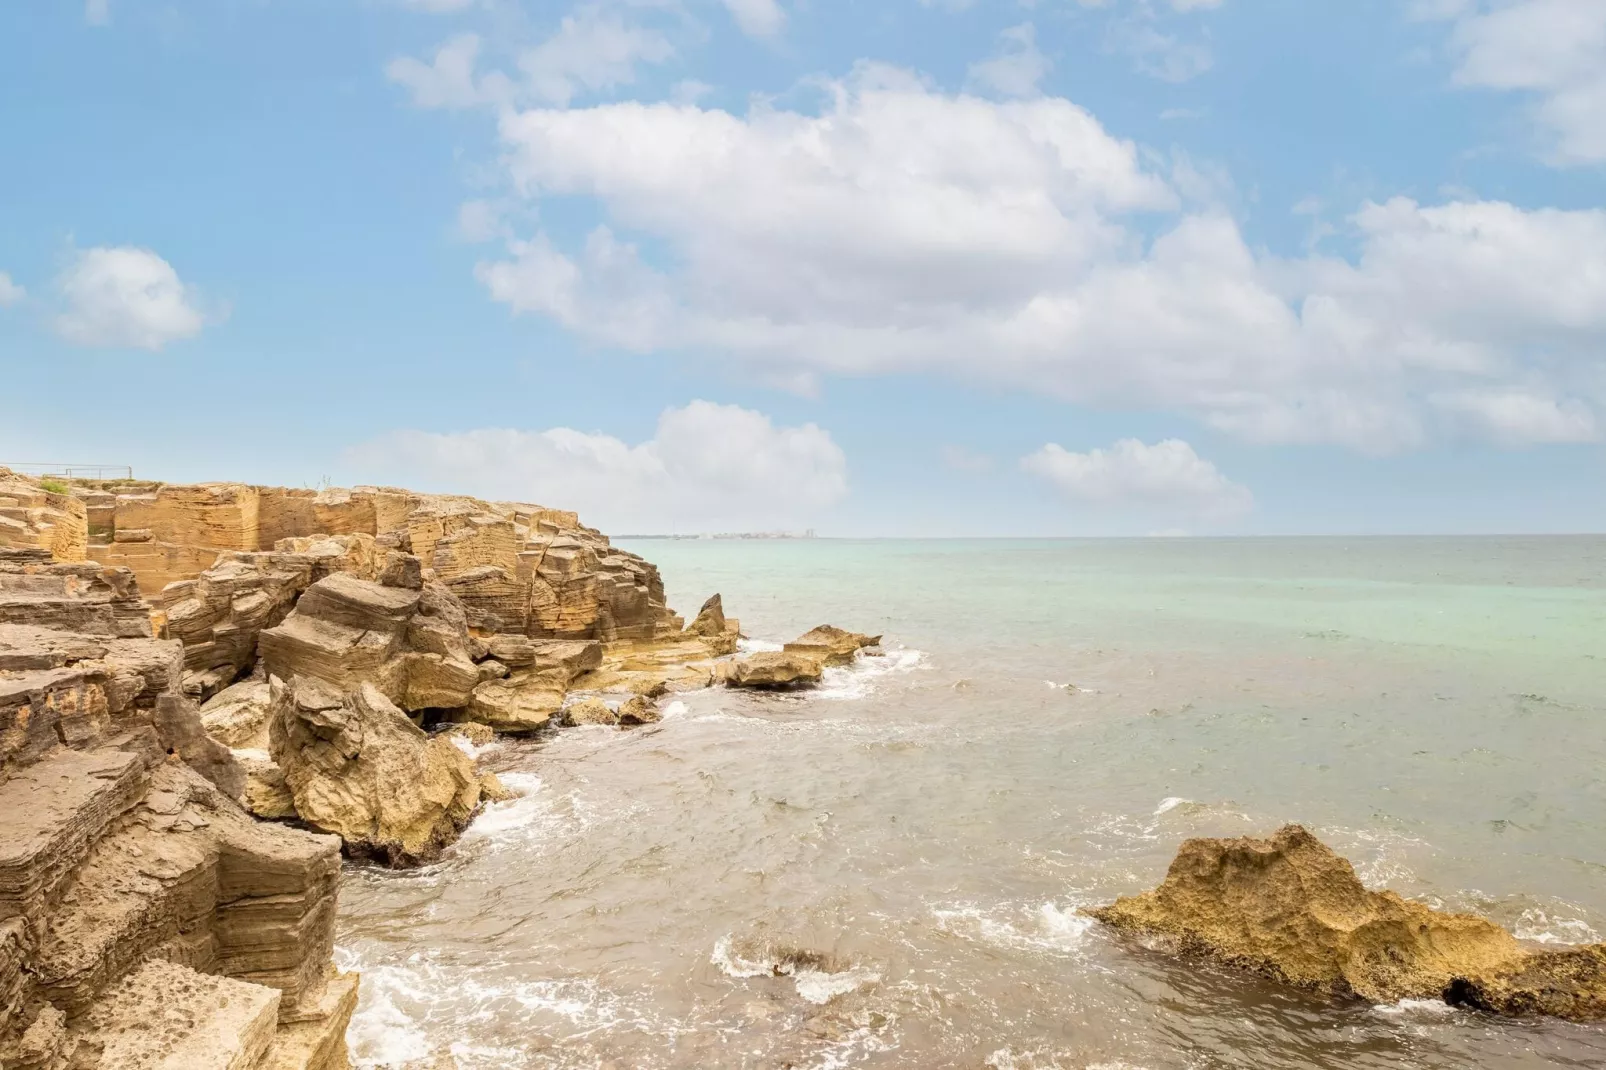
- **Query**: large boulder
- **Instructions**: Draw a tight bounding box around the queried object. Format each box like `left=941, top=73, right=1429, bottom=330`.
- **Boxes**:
left=199, top=679, right=272, bottom=750
left=268, top=677, right=481, bottom=866
left=784, top=625, right=881, bottom=667
left=722, top=651, right=825, bottom=690
left=455, top=639, right=601, bottom=735
left=1088, top=824, right=1606, bottom=1020
left=258, top=573, right=479, bottom=714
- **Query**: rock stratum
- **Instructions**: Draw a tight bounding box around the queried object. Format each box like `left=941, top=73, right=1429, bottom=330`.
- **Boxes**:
left=1089, top=824, right=1606, bottom=1021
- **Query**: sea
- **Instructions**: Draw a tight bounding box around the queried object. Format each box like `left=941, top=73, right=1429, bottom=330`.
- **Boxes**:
left=333, top=536, right=1606, bottom=1069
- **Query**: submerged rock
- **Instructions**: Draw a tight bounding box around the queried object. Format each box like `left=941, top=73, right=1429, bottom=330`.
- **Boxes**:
left=268, top=676, right=481, bottom=866
left=1088, top=824, right=1606, bottom=1020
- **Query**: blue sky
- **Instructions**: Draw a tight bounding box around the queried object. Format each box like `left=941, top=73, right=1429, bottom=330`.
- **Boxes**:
left=1, top=0, right=1603, bottom=536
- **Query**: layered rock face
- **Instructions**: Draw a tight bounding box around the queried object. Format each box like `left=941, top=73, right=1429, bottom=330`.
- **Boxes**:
left=1089, top=824, right=1606, bottom=1020
left=0, top=547, right=357, bottom=1069
left=0, top=471, right=87, bottom=564
left=70, top=480, right=680, bottom=646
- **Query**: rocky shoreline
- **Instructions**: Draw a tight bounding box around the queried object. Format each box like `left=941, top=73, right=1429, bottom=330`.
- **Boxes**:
left=2, top=465, right=1601, bottom=1068
left=0, top=467, right=876, bottom=1068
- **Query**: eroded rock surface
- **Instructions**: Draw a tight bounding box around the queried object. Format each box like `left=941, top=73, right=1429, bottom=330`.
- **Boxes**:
left=722, top=651, right=826, bottom=690
left=784, top=625, right=881, bottom=667
left=268, top=677, right=481, bottom=865
left=1089, top=824, right=1606, bottom=1020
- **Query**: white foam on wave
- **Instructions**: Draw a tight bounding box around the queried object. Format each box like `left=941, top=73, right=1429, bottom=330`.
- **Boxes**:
left=334, top=952, right=438, bottom=1068
left=1515, top=908, right=1601, bottom=945
left=1153, top=797, right=1191, bottom=816
left=660, top=699, right=689, bottom=719
left=710, top=936, right=880, bottom=1004
left=815, top=648, right=927, bottom=701
left=1371, top=997, right=1458, bottom=1020
left=738, top=637, right=785, bottom=653
left=932, top=901, right=1093, bottom=956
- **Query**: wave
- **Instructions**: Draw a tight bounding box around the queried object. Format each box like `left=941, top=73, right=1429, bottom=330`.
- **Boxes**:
left=710, top=935, right=881, bottom=1005
left=931, top=900, right=1094, bottom=957
left=815, top=648, right=927, bottom=701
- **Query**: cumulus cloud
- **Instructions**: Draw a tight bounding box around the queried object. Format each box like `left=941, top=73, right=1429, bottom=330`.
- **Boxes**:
left=1429, top=0, right=1606, bottom=164
left=1022, top=438, right=1253, bottom=517
left=85, top=0, right=110, bottom=26
left=0, top=273, right=23, bottom=307
left=471, top=69, right=1606, bottom=450
left=967, top=23, right=1051, bottom=98
left=55, top=246, right=208, bottom=351
left=344, top=401, right=847, bottom=533
left=721, top=0, right=785, bottom=38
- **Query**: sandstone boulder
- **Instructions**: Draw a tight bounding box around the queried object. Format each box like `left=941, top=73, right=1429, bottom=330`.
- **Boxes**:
left=461, top=671, right=567, bottom=734
left=618, top=695, right=660, bottom=726
left=784, top=625, right=881, bottom=667
left=268, top=676, right=481, bottom=865
left=1088, top=824, right=1606, bottom=1020
left=722, top=650, right=826, bottom=690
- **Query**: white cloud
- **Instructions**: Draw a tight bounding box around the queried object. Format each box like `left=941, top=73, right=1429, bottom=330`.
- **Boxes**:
left=388, top=9, right=674, bottom=111
left=721, top=0, right=786, bottom=38
left=471, top=67, right=1606, bottom=452
left=345, top=401, right=847, bottom=533
left=1431, top=0, right=1606, bottom=164
left=402, top=0, right=475, bottom=11
left=519, top=9, right=675, bottom=106
left=387, top=33, right=500, bottom=109
left=85, top=0, right=110, bottom=26
left=0, top=273, right=23, bottom=307
left=1432, top=389, right=1600, bottom=444
left=1022, top=438, right=1253, bottom=517
left=455, top=199, right=506, bottom=242
left=55, top=246, right=208, bottom=351
left=967, top=23, right=1051, bottom=98
left=1109, top=18, right=1215, bottom=82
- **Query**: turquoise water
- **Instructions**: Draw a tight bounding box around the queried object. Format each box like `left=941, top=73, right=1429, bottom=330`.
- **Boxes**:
left=338, top=536, right=1606, bottom=1068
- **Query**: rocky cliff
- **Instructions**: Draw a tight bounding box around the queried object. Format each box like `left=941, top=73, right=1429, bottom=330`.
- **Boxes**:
left=0, top=546, right=356, bottom=1069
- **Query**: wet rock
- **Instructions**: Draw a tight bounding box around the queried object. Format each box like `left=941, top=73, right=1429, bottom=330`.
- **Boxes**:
left=443, top=721, right=496, bottom=748
left=478, top=773, right=516, bottom=803
left=784, top=625, right=881, bottom=667
left=461, top=671, right=567, bottom=735
left=268, top=676, right=481, bottom=866
left=565, top=697, right=619, bottom=726
left=617, top=695, right=660, bottom=726
left=1088, top=824, right=1606, bottom=1020
left=722, top=650, right=826, bottom=690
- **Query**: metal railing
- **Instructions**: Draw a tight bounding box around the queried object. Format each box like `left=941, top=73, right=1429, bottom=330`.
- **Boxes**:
left=2, top=463, right=134, bottom=481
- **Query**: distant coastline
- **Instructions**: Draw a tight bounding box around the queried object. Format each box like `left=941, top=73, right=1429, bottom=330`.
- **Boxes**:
left=618, top=530, right=819, bottom=540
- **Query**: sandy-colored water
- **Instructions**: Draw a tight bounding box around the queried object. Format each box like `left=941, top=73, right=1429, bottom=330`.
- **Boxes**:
left=336, top=537, right=1606, bottom=1068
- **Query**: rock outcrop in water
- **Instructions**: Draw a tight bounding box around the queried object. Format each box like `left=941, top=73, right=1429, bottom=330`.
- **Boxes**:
left=721, top=624, right=883, bottom=690
left=1089, top=824, right=1606, bottom=1020
left=0, top=545, right=356, bottom=1068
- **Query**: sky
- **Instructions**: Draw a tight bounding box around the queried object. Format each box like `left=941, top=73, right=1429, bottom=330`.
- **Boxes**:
left=1, top=0, right=1603, bottom=537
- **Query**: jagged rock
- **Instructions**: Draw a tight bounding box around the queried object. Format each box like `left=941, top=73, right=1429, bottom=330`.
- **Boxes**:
left=460, top=672, right=567, bottom=734
left=258, top=574, right=479, bottom=714
left=200, top=680, right=272, bottom=750
left=443, top=721, right=495, bottom=748
left=571, top=637, right=718, bottom=697
left=159, top=552, right=315, bottom=699
left=565, top=697, right=618, bottom=726
left=153, top=693, right=244, bottom=800
left=268, top=677, right=481, bottom=865
left=1088, top=824, right=1606, bottom=1020
left=378, top=550, right=423, bottom=591
left=684, top=594, right=742, bottom=655
left=722, top=651, right=826, bottom=690
left=784, top=625, right=881, bottom=667
left=618, top=695, right=660, bottom=726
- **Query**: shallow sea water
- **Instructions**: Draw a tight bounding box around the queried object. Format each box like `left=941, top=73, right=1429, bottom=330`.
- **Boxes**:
left=336, top=537, right=1606, bottom=1069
